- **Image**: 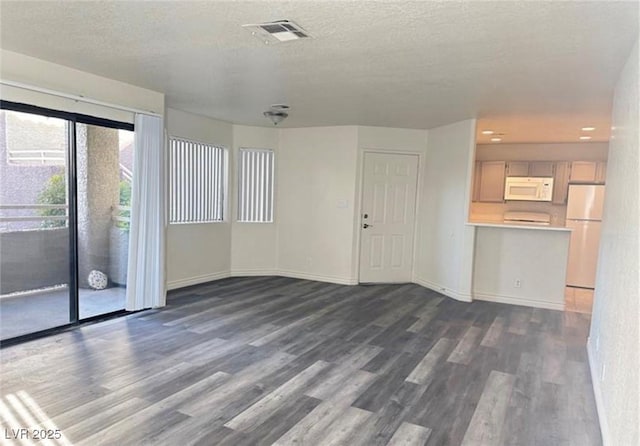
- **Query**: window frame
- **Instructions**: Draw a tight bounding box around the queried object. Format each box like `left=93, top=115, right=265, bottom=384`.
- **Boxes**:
left=236, top=147, right=275, bottom=223
left=168, top=135, right=228, bottom=225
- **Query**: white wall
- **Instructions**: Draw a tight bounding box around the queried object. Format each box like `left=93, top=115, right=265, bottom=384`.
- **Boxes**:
left=588, top=40, right=639, bottom=446
left=414, top=119, right=476, bottom=301
left=0, top=50, right=164, bottom=122
left=167, top=122, right=431, bottom=288
left=231, top=125, right=279, bottom=275
left=276, top=126, right=359, bottom=284
left=473, top=226, right=570, bottom=310
left=357, top=126, right=428, bottom=152
left=165, top=108, right=234, bottom=289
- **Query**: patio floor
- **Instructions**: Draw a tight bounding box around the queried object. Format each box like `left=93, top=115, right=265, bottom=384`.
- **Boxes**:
left=0, top=286, right=126, bottom=340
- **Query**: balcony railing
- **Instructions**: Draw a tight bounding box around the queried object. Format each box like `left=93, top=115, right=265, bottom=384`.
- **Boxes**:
left=112, top=205, right=131, bottom=224
left=119, top=164, right=133, bottom=181
left=0, top=205, right=133, bottom=233
left=0, top=204, right=68, bottom=223
left=7, top=149, right=66, bottom=165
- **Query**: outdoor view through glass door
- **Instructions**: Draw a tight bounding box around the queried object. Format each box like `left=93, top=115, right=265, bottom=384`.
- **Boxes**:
left=76, top=123, right=132, bottom=319
left=0, top=110, right=71, bottom=339
left=0, top=105, right=133, bottom=341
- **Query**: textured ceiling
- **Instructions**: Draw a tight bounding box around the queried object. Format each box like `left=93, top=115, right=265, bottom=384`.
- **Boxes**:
left=0, top=1, right=638, bottom=142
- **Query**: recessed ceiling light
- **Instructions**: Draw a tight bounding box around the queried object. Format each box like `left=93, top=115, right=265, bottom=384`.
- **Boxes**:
left=481, top=130, right=494, bottom=135
left=490, top=137, right=502, bottom=142
left=581, top=126, right=596, bottom=131
left=580, top=136, right=592, bottom=140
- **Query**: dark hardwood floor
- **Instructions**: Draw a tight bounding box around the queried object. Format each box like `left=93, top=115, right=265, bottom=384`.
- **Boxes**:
left=0, top=276, right=601, bottom=445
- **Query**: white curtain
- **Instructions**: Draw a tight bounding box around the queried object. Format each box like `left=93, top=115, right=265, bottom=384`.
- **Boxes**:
left=126, top=113, right=166, bottom=310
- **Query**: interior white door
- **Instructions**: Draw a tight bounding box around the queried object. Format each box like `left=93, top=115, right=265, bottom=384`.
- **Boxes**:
left=359, top=153, right=419, bottom=283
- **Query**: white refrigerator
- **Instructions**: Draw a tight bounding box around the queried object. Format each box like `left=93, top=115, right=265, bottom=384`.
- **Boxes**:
left=565, top=184, right=605, bottom=288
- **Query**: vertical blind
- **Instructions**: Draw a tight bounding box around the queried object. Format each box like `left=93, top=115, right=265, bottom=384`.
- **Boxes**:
left=237, top=148, right=274, bottom=222
left=169, top=137, right=226, bottom=223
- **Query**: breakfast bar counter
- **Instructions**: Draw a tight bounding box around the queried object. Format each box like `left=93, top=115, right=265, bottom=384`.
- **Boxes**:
left=468, top=222, right=571, bottom=310
left=467, top=221, right=572, bottom=232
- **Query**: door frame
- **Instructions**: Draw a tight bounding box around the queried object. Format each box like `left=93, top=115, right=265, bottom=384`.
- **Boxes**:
left=0, top=100, right=134, bottom=346
left=355, top=149, right=423, bottom=284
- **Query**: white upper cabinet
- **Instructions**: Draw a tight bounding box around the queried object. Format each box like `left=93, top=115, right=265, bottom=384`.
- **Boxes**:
left=596, top=162, right=607, bottom=183
left=552, top=161, right=571, bottom=204
left=478, top=161, right=506, bottom=202
left=472, top=161, right=482, bottom=202
left=506, top=161, right=529, bottom=176
left=506, top=161, right=555, bottom=177
left=529, top=161, right=555, bottom=177
left=569, top=161, right=598, bottom=182
left=569, top=161, right=607, bottom=183
left=472, top=159, right=606, bottom=204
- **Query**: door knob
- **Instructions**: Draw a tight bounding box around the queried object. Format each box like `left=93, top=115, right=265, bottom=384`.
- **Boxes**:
left=363, top=223, right=372, bottom=229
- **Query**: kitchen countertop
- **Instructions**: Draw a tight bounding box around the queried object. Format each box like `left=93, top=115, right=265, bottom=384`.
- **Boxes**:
left=467, top=220, right=572, bottom=232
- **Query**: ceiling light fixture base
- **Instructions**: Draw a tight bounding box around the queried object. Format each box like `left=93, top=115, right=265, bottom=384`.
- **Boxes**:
left=264, top=110, right=288, bottom=125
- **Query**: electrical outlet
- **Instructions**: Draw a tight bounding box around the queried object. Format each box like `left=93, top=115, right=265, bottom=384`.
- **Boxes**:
left=601, top=364, right=606, bottom=381
left=514, top=279, right=522, bottom=288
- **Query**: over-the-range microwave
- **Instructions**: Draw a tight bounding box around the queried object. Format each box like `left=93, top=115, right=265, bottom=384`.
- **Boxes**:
left=504, top=177, right=554, bottom=201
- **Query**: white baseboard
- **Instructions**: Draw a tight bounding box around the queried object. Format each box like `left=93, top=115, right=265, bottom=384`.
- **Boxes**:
left=277, top=269, right=358, bottom=286
left=473, top=291, right=564, bottom=310
left=412, top=277, right=472, bottom=302
left=167, top=271, right=231, bottom=290
left=230, top=269, right=278, bottom=277
left=168, top=269, right=357, bottom=291
left=587, top=338, right=610, bottom=446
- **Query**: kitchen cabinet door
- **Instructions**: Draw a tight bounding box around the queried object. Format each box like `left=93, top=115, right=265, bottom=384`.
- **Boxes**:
left=472, top=161, right=482, bottom=202
left=506, top=161, right=529, bottom=176
left=570, top=161, right=597, bottom=182
left=530, top=161, right=555, bottom=177
left=553, top=161, right=570, bottom=204
left=479, top=161, right=506, bottom=202
left=596, top=161, right=607, bottom=183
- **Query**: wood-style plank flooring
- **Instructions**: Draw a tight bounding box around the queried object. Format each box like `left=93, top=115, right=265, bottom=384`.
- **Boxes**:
left=0, top=276, right=601, bottom=445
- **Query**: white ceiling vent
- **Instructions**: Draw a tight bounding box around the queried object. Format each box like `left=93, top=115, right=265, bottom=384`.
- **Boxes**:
left=242, top=20, right=311, bottom=44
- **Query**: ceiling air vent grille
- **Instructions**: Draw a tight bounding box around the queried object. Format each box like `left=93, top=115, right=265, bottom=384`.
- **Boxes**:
left=242, top=20, right=311, bottom=43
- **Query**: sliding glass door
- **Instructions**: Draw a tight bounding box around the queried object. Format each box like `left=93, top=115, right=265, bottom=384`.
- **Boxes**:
left=0, top=110, right=71, bottom=339
left=0, top=103, right=133, bottom=342
left=76, top=123, right=132, bottom=319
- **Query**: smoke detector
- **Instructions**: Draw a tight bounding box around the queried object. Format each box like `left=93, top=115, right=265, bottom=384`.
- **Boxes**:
left=242, top=20, right=311, bottom=44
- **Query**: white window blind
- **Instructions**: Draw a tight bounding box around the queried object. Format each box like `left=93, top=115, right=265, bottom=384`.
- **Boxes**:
left=169, top=137, right=227, bottom=223
left=237, top=148, right=274, bottom=222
